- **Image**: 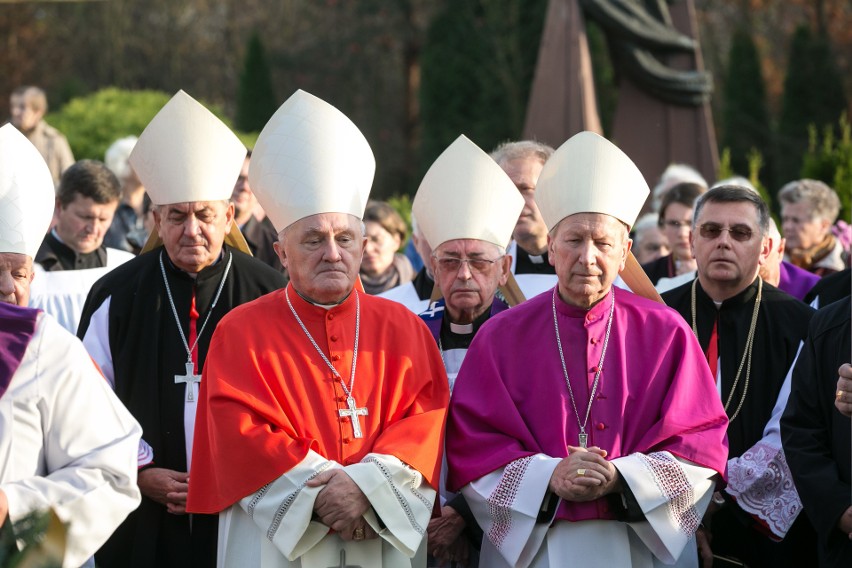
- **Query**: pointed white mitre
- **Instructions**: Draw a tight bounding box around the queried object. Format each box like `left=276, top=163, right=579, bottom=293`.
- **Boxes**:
left=536, top=131, right=649, bottom=231
left=249, top=89, right=375, bottom=232
left=0, top=124, right=55, bottom=258
left=129, top=90, right=246, bottom=205
left=413, top=135, right=523, bottom=250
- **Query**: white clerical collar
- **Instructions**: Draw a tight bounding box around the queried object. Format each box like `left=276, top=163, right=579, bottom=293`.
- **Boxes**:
left=449, top=322, right=474, bottom=334
left=528, top=253, right=545, bottom=264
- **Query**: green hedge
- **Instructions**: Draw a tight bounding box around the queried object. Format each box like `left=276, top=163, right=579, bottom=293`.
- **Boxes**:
left=46, top=88, right=258, bottom=161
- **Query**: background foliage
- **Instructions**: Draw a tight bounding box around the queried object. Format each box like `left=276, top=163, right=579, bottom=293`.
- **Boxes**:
left=2, top=0, right=849, bottom=206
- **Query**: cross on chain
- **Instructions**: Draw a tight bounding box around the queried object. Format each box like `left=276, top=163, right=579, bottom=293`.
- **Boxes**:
left=338, top=396, right=368, bottom=439
left=174, top=362, right=201, bottom=402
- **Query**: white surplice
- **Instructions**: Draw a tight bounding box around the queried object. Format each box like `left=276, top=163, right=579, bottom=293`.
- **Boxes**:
left=462, top=452, right=716, bottom=568
left=0, top=311, right=142, bottom=568
left=29, top=247, right=134, bottom=334
left=217, top=450, right=434, bottom=568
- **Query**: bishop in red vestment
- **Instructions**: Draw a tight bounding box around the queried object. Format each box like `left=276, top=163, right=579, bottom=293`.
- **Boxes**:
left=187, top=89, right=449, bottom=568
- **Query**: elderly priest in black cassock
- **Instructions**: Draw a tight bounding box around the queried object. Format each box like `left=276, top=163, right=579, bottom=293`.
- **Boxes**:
left=77, top=91, right=286, bottom=568
left=662, top=185, right=815, bottom=567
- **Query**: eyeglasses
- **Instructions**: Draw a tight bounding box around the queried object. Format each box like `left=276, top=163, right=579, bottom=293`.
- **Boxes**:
left=662, top=219, right=690, bottom=229
left=698, top=223, right=755, bottom=242
left=434, top=256, right=502, bottom=273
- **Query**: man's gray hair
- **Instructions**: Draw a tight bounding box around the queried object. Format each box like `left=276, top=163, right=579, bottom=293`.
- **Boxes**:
left=692, top=185, right=771, bottom=236
left=490, top=140, right=554, bottom=167
left=777, top=179, right=841, bottom=223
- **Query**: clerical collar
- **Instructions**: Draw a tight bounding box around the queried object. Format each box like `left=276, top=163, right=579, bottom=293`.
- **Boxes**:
left=440, top=304, right=493, bottom=351
left=528, top=253, right=545, bottom=264
left=450, top=322, right=474, bottom=334
left=42, top=230, right=106, bottom=271
left=294, top=287, right=352, bottom=309
left=163, top=248, right=226, bottom=281
left=695, top=278, right=760, bottom=309
left=553, top=288, right=615, bottom=319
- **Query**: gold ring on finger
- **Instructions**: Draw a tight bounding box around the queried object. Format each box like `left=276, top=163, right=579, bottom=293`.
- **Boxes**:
left=838, top=390, right=844, bottom=399
left=577, top=468, right=586, bottom=476
left=353, top=527, right=365, bottom=540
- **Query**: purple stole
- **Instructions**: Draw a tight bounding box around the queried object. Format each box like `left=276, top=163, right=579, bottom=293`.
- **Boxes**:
left=419, top=297, right=510, bottom=342
left=778, top=261, right=820, bottom=301
left=0, top=302, right=40, bottom=400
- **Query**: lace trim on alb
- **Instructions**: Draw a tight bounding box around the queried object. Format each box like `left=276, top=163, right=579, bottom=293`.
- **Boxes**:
left=247, top=482, right=271, bottom=518
left=266, top=460, right=334, bottom=541
left=364, top=456, right=425, bottom=535
left=487, top=456, right=532, bottom=550
left=725, top=442, right=801, bottom=538
left=638, top=452, right=701, bottom=535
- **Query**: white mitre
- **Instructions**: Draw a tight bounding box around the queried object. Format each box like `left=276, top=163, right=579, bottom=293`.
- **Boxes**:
left=129, top=90, right=246, bottom=206
left=249, top=89, right=375, bottom=232
left=535, top=131, right=649, bottom=230
left=0, top=124, right=55, bottom=258
left=413, top=135, right=523, bottom=249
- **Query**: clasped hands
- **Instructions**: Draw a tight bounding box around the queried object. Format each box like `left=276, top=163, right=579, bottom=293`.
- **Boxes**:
left=307, top=469, right=377, bottom=541
left=548, top=445, right=620, bottom=502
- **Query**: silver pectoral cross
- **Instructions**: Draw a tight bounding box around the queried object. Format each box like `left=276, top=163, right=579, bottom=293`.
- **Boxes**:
left=578, top=431, right=588, bottom=449
left=338, top=396, right=368, bottom=439
left=174, top=361, right=201, bottom=402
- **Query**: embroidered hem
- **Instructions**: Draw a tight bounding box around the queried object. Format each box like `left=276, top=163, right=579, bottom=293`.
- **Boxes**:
left=725, top=442, right=801, bottom=538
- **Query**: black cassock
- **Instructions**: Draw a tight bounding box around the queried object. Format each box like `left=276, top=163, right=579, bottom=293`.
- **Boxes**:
left=663, top=278, right=815, bottom=567
left=77, top=245, right=286, bottom=568
left=782, top=297, right=852, bottom=567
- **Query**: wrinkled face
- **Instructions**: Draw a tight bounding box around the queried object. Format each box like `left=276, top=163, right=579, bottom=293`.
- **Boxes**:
left=275, top=213, right=366, bottom=304
left=54, top=194, right=118, bottom=254
left=0, top=253, right=34, bottom=306
left=502, top=157, right=547, bottom=246
left=361, top=220, right=401, bottom=277
left=548, top=213, right=631, bottom=309
left=691, top=200, right=769, bottom=292
left=9, top=94, right=42, bottom=133
left=431, top=239, right=510, bottom=323
left=660, top=202, right=693, bottom=260
left=781, top=201, right=830, bottom=250
left=153, top=200, right=234, bottom=273
left=230, top=158, right=256, bottom=220
left=633, top=225, right=670, bottom=265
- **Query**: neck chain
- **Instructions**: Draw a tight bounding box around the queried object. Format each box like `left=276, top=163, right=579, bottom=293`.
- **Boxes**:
left=286, top=288, right=367, bottom=438
left=552, top=288, right=615, bottom=448
left=690, top=277, right=762, bottom=422
left=160, top=250, right=232, bottom=365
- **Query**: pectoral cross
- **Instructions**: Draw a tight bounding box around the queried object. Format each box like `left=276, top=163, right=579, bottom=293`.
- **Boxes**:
left=327, top=550, right=361, bottom=568
left=578, top=431, right=588, bottom=449
left=338, top=396, right=368, bottom=439
left=175, top=362, right=201, bottom=402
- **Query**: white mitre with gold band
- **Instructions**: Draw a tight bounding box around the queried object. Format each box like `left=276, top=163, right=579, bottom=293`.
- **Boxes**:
left=0, top=123, right=55, bottom=258
left=249, top=89, right=375, bottom=232
left=535, top=131, right=649, bottom=231
left=413, top=134, right=522, bottom=249
left=131, top=90, right=250, bottom=254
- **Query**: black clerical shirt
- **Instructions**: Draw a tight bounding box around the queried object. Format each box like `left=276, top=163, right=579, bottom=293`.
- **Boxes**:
left=35, top=231, right=107, bottom=271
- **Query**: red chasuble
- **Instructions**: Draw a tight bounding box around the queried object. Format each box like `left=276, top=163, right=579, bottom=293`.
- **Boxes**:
left=187, top=285, right=450, bottom=513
